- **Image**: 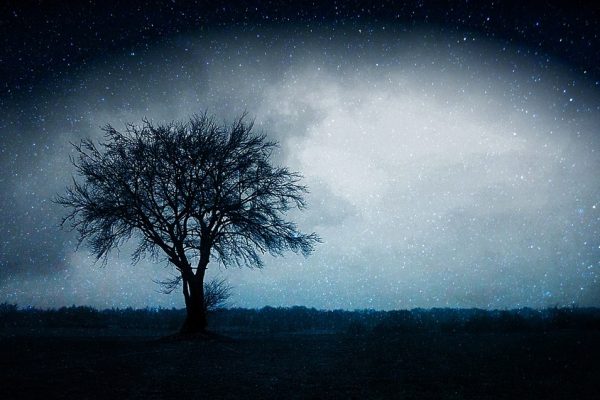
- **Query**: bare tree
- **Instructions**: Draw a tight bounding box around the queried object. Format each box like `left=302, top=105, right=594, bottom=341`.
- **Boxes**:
left=56, top=112, right=319, bottom=333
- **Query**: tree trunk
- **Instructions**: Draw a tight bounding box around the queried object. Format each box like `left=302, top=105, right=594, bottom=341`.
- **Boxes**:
left=181, top=275, right=207, bottom=334
left=180, top=238, right=210, bottom=334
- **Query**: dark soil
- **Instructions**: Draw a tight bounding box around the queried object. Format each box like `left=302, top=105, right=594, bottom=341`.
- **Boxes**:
left=1, top=328, right=598, bottom=399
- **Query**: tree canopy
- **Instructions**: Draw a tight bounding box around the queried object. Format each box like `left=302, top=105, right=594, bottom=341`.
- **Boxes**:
left=57, top=112, right=319, bottom=332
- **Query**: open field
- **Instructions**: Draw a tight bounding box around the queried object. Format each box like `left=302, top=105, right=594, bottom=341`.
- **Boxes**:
left=1, top=326, right=599, bottom=399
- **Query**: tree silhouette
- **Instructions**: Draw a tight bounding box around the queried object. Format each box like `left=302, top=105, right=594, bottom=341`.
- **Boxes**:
left=57, top=113, right=319, bottom=333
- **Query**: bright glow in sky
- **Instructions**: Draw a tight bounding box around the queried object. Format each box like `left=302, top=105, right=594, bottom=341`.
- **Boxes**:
left=1, top=28, right=599, bottom=309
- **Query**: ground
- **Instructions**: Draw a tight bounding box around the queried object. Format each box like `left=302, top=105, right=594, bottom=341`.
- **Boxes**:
left=1, top=327, right=598, bottom=399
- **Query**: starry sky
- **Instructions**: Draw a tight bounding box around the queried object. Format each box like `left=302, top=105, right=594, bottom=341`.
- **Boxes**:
left=1, top=0, right=599, bottom=310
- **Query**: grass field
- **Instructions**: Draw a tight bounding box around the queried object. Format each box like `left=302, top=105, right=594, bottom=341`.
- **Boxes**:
left=1, top=327, right=598, bottom=399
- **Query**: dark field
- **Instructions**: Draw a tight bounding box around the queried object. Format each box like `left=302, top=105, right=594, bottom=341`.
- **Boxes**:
left=1, top=329, right=599, bottom=399
left=1, top=306, right=599, bottom=399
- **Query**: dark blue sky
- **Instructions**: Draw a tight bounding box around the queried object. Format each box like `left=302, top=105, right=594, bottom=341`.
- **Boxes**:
left=1, top=1, right=598, bottom=309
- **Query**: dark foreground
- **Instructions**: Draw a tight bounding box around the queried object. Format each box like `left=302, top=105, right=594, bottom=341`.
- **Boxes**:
left=1, top=328, right=598, bottom=399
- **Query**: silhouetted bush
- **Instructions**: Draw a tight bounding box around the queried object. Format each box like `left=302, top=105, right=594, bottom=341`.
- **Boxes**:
left=1, top=305, right=598, bottom=334
left=0, top=303, right=19, bottom=327
left=0, top=302, right=18, bottom=314
left=346, top=321, right=367, bottom=335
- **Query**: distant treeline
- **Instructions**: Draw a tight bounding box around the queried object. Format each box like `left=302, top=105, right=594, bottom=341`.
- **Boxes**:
left=1, top=303, right=599, bottom=334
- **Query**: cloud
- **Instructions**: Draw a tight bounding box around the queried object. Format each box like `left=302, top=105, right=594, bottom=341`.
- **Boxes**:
left=1, top=28, right=598, bottom=309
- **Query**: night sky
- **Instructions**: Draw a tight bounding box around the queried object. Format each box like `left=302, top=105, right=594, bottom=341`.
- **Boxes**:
left=1, top=0, right=599, bottom=310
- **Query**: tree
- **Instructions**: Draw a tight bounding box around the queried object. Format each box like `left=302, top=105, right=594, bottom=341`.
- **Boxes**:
left=56, top=113, right=319, bottom=333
